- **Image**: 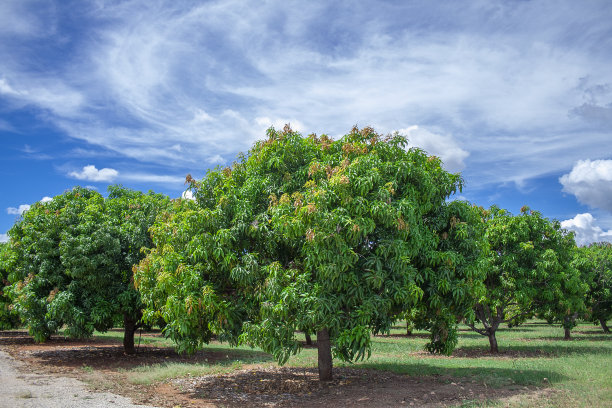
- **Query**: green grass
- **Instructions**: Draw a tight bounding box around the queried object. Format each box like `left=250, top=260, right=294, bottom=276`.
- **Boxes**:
left=94, top=320, right=611, bottom=407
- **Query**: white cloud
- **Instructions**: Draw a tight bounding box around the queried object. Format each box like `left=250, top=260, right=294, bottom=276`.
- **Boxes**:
left=192, top=109, right=213, bottom=123
left=0, top=77, right=20, bottom=95
left=120, top=173, right=184, bottom=185
left=7, top=204, right=30, bottom=215
left=0, top=233, right=8, bottom=243
left=561, top=213, right=612, bottom=246
left=255, top=117, right=306, bottom=133
left=398, top=126, right=469, bottom=173
left=6, top=196, right=56, bottom=216
left=0, top=0, right=611, bottom=188
left=559, top=159, right=612, bottom=212
left=68, top=165, right=119, bottom=182
left=207, top=155, right=225, bottom=165
left=181, top=190, right=194, bottom=200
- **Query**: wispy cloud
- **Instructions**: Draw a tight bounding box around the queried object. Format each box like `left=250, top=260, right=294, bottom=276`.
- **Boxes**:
left=0, top=0, right=611, bottom=190
left=120, top=173, right=185, bottom=185
left=399, top=126, right=469, bottom=173
left=0, top=233, right=8, bottom=243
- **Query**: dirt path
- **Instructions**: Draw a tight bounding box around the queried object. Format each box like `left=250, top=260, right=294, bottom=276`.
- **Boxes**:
left=0, top=350, right=158, bottom=408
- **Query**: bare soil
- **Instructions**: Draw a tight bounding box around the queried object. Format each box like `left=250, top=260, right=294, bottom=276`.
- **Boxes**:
left=0, top=330, right=552, bottom=407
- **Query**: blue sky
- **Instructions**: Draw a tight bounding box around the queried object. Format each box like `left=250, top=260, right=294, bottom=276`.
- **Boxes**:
left=1, top=0, right=611, bottom=245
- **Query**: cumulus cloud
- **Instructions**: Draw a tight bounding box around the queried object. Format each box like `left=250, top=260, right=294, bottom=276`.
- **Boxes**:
left=181, top=190, right=195, bottom=200
left=6, top=196, right=55, bottom=216
left=561, top=213, right=612, bottom=246
left=68, top=165, right=119, bottom=182
left=0, top=233, right=8, bottom=243
left=559, top=159, right=612, bottom=212
left=399, top=126, right=469, bottom=173
left=7, top=204, right=31, bottom=215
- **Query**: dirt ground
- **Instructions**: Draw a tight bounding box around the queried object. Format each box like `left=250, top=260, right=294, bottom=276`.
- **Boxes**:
left=0, top=330, right=552, bottom=407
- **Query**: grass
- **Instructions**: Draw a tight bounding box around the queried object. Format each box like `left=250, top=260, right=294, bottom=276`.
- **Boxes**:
left=94, top=320, right=611, bottom=407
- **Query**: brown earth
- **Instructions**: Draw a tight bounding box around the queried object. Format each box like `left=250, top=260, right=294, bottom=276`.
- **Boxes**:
left=0, top=330, right=554, bottom=407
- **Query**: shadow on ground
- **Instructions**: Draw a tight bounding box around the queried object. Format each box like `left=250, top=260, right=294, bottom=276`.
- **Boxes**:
left=170, top=365, right=554, bottom=408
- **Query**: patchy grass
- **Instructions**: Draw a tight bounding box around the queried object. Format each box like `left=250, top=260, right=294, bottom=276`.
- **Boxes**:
left=85, top=319, right=612, bottom=407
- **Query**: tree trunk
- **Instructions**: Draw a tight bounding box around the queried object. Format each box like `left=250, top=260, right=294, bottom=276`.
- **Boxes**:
left=123, top=314, right=137, bottom=355
left=488, top=331, right=499, bottom=353
left=563, top=313, right=577, bottom=340
left=600, top=318, right=610, bottom=334
left=305, top=332, right=312, bottom=345
left=316, top=329, right=333, bottom=381
left=406, top=319, right=412, bottom=336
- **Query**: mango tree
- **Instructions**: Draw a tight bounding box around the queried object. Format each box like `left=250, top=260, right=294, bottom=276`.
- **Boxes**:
left=469, top=206, right=584, bottom=351
left=135, top=126, right=480, bottom=380
left=574, top=243, right=612, bottom=333
left=0, top=243, right=20, bottom=329
left=7, top=186, right=169, bottom=353
left=411, top=200, right=488, bottom=354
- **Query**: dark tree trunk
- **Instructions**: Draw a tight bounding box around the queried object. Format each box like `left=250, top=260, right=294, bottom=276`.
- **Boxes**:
left=317, top=329, right=333, bottom=381
left=600, top=318, right=610, bottom=333
left=563, top=313, right=577, bottom=340
left=123, top=314, right=137, bottom=355
left=305, top=332, right=312, bottom=345
left=406, top=320, right=412, bottom=336
left=488, top=331, right=499, bottom=353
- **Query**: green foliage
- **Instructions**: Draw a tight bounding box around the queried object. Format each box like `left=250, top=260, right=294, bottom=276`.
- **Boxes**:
left=574, top=242, right=612, bottom=329
left=6, top=186, right=170, bottom=346
left=0, top=243, right=20, bottom=329
left=470, top=206, right=586, bottom=346
left=135, top=126, right=478, bottom=365
left=412, top=200, right=488, bottom=353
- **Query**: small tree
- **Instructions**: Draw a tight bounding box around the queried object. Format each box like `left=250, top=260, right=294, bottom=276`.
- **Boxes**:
left=136, top=126, right=477, bottom=380
left=0, top=243, right=20, bottom=329
left=575, top=243, right=612, bottom=333
left=469, top=206, right=584, bottom=351
left=7, top=186, right=169, bottom=353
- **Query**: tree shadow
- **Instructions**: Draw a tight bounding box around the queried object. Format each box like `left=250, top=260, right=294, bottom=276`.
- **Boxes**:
left=355, top=360, right=565, bottom=388
left=26, top=344, right=273, bottom=371
left=0, top=330, right=35, bottom=346
left=374, top=333, right=431, bottom=339
left=0, top=330, right=272, bottom=371
left=539, top=335, right=612, bottom=342
left=176, top=365, right=554, bottom=408
left=453, top=342, right=609, bottom=357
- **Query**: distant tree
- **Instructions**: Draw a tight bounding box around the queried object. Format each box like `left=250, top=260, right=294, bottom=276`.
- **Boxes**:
left=7, top=186, right=169, bottom=353
left=135, top=126, right=482, bottom=380
left=0, top=243, right=20, bottom=329
left=468, top=206, right=585, bottom=351
left=574, top=243, right=612, bottom=333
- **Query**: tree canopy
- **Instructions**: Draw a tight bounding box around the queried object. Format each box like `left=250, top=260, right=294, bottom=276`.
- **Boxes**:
left=0, top=243, right=20, bottom=330
left=468, top=206, right=585, bottom=351
left=6, top=186, right=170, bottom=353
left=574, top=242, right=612, bottom=333
left=135, top=126, right=485, bottom=380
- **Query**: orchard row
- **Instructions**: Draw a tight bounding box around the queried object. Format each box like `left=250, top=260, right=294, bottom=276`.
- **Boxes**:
left=1, top=127, right=610, bottom=381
